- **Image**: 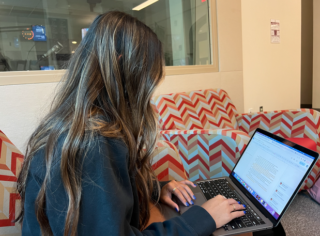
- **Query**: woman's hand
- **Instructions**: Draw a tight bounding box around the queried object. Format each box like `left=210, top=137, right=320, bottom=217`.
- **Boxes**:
left=201, top=195, right=246, bottom=228
left=160, top=180, right=197, bottom=212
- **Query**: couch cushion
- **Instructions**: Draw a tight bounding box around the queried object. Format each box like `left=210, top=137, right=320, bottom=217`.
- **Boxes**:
left=0, top=130, right=23, bottom=235
left=152, top=89, right=238, bottom=130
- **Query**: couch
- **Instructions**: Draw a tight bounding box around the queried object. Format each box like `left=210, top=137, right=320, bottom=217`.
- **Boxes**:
left=0, top=130, right=186, bottom=235
left=151, top=89, right=320, bottom=190
left=0, top=130, right=23, bottom=235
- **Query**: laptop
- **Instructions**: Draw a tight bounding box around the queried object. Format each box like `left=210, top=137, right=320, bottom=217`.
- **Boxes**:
left=176, top=128, right=319, bottom=236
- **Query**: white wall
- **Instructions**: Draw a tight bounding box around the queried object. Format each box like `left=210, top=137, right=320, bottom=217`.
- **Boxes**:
left=0, top=0, right=244, bottom=152
left=313, top=0, right=320, bottom=108
left=242, top=0, right=301, bottom=112
left=0, top=82, right=59, bottom=151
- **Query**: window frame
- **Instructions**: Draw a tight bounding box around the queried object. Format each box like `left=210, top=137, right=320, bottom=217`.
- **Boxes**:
left=0, top=0, right=218, bottom=86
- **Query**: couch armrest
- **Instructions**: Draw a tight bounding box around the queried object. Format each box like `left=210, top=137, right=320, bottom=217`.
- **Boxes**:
left=236, top=109, right=320, bottom=189
left=151, top=140, right=188, bottom=181
left=159, top=129, right=250, bottom=181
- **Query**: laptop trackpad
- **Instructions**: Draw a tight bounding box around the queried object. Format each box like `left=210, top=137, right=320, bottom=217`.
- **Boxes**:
left=180, top=192, right=206, bottom=214
left=194, top=192, right=206, bottom=204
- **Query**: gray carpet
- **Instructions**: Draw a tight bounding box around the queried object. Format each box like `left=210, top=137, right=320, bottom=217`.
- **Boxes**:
left=281, top=191, right=320, bottom=236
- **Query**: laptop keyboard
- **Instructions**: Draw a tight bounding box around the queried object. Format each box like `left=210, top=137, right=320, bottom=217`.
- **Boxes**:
left=198, top=179, right=265, bottom=231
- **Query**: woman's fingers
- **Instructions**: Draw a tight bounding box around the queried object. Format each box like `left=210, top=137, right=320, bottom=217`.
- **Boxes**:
left=201, top=196, right=247, bottom=228
left=173, top=187, right=193, bottom=206
left=226, top=198, right=239, bottom=205
left=177, top=186, right=194, bottom=205
left=160, top=180, right=198, bottom=211
left=180, top=180, right=197, bottom=188
left=161, top=195, right=180, bottom=212
left=228, top=203, right=246, bottom=212
left=180, top=183, right=196, bottom=200
left=160, top=180, right=198, bottom=210
left=230, top=210, right=246, bottom=219
left=227, top=198, right=246, bottom=211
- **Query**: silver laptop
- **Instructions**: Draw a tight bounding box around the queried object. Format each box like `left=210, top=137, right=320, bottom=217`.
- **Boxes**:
left=176, top=128, right=319, bottom=236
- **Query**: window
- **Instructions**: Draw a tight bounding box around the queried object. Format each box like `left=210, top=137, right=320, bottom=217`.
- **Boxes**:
left=0, top=0, right=218, bottom=83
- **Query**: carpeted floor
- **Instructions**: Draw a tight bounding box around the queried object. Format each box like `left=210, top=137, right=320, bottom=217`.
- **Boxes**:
left=281, top=191, right=320, bottom=236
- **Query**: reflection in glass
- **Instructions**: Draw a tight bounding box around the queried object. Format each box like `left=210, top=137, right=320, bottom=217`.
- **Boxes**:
left=0, top=0, right=212, bottom=71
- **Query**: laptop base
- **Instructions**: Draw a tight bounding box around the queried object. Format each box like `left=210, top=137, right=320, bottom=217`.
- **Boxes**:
left=253, top=222, right=286, bottom=236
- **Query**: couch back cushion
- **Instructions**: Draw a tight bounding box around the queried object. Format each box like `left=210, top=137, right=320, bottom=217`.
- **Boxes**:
left=152, top=89, right=238, bottom=130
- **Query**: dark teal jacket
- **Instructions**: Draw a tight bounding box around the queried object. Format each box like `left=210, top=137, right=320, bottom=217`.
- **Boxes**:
left=22, top=135, right=216, bottom=235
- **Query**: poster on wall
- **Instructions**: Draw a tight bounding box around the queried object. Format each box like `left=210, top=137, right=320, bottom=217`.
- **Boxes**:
left=32, top=25, right=47, bottom=41
left=270, top=19, right=280, bottom=43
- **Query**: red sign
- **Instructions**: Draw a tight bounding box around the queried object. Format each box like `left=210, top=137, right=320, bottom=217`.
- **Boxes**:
left=22, top=30, right=34, bottom=40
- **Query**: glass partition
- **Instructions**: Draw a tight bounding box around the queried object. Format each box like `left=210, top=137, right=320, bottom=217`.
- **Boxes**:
left=0, top=0, right=212, bottom=71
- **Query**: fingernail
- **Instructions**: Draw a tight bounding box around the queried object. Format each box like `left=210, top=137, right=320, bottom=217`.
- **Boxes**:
left=190, top=200, right=194, bottom=205
left=186, top=202, right=190, bottom=207
left=243, top=204, right=246, bottom=208
left=175, top=207, right=179, bottom=212
left=238, top=201, right=241, bottom=204
left=244, top=211, right=246, bottom=214
left=193, top=195, right=196, bottom=200
left=193, top=184, right=197, bottom=187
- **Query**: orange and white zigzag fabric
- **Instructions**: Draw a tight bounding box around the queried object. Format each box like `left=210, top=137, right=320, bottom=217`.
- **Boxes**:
left=152, top=89, right=239, bottom=131
left=0, top=130, right=23, bottom=236
left=236, top=109, right=320, bottom=190
left=151, top=140, right=187, bottom=181
left=159, top=129, right=250, bottom=181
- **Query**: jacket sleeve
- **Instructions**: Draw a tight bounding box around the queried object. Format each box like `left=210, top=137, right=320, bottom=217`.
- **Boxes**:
left=43, top=137, right=216, bottom=236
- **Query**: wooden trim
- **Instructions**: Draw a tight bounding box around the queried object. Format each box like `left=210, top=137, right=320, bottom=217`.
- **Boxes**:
left=165, top=65, right=218, bottom=75
left=0, top=0, right=218, bottom=85
left=0, top=70, right=64, bottom=86
left=210, top=0, right=219, bottom=71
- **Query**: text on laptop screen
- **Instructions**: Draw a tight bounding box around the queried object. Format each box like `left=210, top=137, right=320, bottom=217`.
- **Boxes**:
left=232, top=131, right=315, bottom=220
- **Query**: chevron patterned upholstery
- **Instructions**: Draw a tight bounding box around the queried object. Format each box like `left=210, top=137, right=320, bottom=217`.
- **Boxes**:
left=152, top=89, right=250, bottom=181
left=0, top=130, right=22, bottom=236
left=237, top=109, right=320, bottom=189
left=152, top=89, right=239, bottom=131
left=151, top=140, right=187, bottom=181
left=160, top=129, right=250, bottom=181
left=152, top=89, right=320, bottom=190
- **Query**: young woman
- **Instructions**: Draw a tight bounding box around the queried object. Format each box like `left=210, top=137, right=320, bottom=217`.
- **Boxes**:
left=16, top=11, right=245, bottom=236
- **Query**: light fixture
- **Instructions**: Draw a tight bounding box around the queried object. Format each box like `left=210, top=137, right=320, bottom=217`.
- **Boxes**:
left=72, top=41, right=77, bottom=44
left=132, top=0, right=158, bottom=11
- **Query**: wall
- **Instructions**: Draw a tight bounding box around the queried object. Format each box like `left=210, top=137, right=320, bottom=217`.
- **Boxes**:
left=301, top=0, right=313, bottom=106
left=0, top=0, right=244, bottom=152
left=0, top=82, right=58, bottom=151
left=313, top=0, right=320, bottom=108
left=242, top=0, right=301, bottom=113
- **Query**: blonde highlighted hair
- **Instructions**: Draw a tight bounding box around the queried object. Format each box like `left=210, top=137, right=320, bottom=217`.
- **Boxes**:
left=16, top=11, right=164, bottom=235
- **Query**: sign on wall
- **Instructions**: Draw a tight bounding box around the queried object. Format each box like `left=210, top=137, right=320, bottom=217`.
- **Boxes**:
left=32, top=25, right=47, bottom=42
left=271, top=19, right=280, bottom=43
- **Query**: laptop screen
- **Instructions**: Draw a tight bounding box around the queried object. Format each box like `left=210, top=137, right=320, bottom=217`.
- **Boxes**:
left=232, top=131, right=315, bottom=220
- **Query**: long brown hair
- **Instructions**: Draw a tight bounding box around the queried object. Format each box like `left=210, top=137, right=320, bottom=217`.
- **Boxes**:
left=16, top=11, right=164, bottom=235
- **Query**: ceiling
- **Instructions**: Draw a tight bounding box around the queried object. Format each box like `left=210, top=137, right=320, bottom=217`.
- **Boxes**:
left=0, top=0, right=169, bottom=17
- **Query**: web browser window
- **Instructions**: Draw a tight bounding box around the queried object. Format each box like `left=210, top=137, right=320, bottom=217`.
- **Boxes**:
left=233, top=131, right=315, bottom=220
